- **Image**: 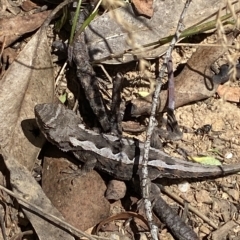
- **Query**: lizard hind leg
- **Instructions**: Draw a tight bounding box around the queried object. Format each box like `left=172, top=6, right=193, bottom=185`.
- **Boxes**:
left=58, top=151, right=98, bottom=183
left=73, top=151, right=98, bottom=173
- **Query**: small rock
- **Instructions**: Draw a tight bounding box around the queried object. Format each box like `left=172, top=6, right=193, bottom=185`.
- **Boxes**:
left=212, top=200, right=219, bottom=212
left=225, top=188, right=239, bottom=201
left=139, top=232, right=149, bottom=240
left=109, top=233, right=120, bottom=240
left=212, top=119, right=225, bottom=131
left=105, top=180, right=127, bottom=200
left=222, top=209, right=231, bottom=222
left=222, top=192, right=229, bottom=200
left=180, top=193, right=195, bottom=204
left=200, top=225, right=211, bottom=235
left=224, top=152, right=233, bottom=159
left=178, top=181, right=190, bottom=193
left=195, top=189, right=212, bottom=204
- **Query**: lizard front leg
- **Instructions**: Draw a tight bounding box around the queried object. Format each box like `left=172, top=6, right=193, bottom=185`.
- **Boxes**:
left=72, top=10, right=111, bottom=132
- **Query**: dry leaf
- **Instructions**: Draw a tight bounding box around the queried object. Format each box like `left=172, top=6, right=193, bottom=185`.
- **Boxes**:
left=0, top=29, right=54, bottom=170
left=132, top=0, right=153, bottom=17
left=0, top=11, right=51, bottom=47
left=2, top=153, right=75, bottom=240
left=130, top=35, right=234, bottom=116
left=21, top=0, right=39, bottom=12
left=95, top=211, right=149, bottom=234
left=85, top=0, right=236, bottom=64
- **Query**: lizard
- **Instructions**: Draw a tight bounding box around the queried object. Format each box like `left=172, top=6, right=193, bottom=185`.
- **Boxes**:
left=34, top=103, right=240, bottom=181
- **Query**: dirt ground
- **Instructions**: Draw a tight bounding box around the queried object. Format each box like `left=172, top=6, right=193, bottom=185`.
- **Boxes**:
left=1, top=1, right=240, bottom=239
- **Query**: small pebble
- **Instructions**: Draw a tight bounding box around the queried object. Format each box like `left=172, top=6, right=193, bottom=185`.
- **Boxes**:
left=195, top=189, right=212, bottom=204
left=178, top=181, right=190, bottom=193
left=224, top=152, right=233, bottom=159
left=221, top=192, right=229, bottom=200
left=225, top=189, right=239, bottom=201
left=105, top=180, right=126, bottom=200
left=200, top=225, right=211, bottom=235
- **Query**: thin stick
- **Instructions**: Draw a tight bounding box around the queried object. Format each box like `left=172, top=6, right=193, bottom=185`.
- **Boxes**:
left=159, top=185, right=218, bottom=230
left=0, top=184, right=108, bottom=240
left=41, top=0, right=74, bottom=29
left=141, top=1, right=192, bottom=239
left=167, top=56, right=174, bottom=110
left=55, top=60, right=68, bottom=88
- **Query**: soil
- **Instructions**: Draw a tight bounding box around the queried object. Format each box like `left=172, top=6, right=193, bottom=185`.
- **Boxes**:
left=1, top=1, right=240, bottom=239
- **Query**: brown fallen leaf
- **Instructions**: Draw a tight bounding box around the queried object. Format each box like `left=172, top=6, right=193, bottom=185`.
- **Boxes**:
left=0, top=10, right=51, bottom=47
left=217, top=84, right=240, bottom=102
left=132, top=0, right=153, bottom=17
left=130, top=34, right=234, bottom=116
left=2, top=152, right=75, bottom=240
left=95, top=211, right=149, bottom=234
left=21, top=0, right=39, bottom=12
left=0, top=28, right=54, bottom=171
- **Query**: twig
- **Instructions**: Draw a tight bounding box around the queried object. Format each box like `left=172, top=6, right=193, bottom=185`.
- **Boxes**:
left=41, top=0, right=74, bottom=29
left=159, top=185, right=218, bottom=230
left=0, top=184, right=109, bottom=240
left=141, top=0, right=192, bottom=239
left=0, top=205, right=7, bottom=240
left=167, top=56, right=174, bottom=110
left=9, top=230, right=34, bottom=240
left=55, top=60, right=68, bottom=89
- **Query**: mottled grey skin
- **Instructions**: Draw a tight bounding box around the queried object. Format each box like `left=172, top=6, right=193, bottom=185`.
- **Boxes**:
left=35, top=103, right=240, bottom=181
left=72, top=10, right=110, bottom=132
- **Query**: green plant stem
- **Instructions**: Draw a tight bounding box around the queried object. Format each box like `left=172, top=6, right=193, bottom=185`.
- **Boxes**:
left=69, top=0, right=82, bottom=45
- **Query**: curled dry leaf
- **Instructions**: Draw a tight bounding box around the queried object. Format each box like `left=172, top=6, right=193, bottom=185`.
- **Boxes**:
left=0, top=29, right=54, bottom=170
left=0, top=10, right=51, bottom=47
left=95, top=211, right=149, bottom=234
left=21, top=0, right=39, bottom=12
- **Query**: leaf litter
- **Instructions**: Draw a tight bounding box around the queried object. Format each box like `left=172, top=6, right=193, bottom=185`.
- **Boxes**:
left=0, top=0, right=240, bottom=239
left=0, top=10, right=76, bottom=240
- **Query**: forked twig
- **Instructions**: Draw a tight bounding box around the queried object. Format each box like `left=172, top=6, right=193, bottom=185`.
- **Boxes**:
left=141, top=0, right=192, bottom=239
